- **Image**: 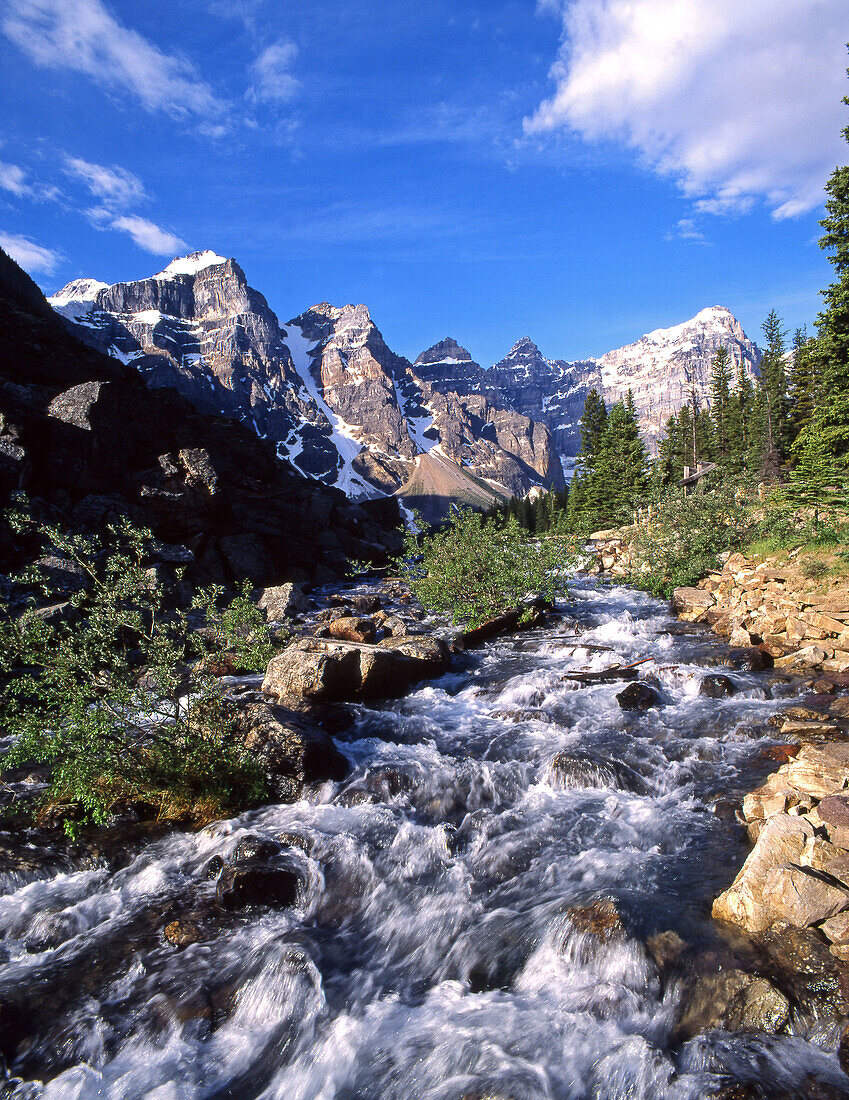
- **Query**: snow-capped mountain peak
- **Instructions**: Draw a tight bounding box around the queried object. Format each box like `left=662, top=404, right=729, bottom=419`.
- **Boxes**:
left=48, top=278, right=110, bottom=320
left=153, top=251, right=227, bottom=279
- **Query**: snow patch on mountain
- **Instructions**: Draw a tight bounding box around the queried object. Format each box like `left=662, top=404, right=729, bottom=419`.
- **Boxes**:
left=48, top=278, right=109, bottom=320
left=283, top=322, right=377, bottom=499
left=154, top=251, right=226, bottom=279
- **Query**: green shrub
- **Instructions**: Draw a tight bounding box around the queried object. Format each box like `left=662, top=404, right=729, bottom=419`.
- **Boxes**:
left=629, top=485, right=754, bottom=597
left=398, top=507, right=571, bottom=628
left=0, top=512, right=275, bottom=833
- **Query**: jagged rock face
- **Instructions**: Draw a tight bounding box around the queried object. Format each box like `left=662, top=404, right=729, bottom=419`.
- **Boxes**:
left=483, top=338, right=601, bottom=458
left=414, top=338, right=484, bottom=396
left=286, top=303, right=422, bottom=496
left=49, top=252, right=316, bottom=451
left=0, top=248, right=403, bottom=584
left=416, top=310, right=760, bottom=458
left=423, top=388, right=564, bottom=495
left=596, top=306, right=760, bottom=441
left=50, top=262, right=563, bottom=507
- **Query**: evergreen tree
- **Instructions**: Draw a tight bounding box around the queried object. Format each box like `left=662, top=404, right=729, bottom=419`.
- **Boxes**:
left=759, top=308, right=790, bottom=474
left=793, top=52, right=849, bottom=484
left=709, top=346, right=733, bottom=467
left=787, top=326, right=818, bottom=445
left=657, top=414, right=684, bottom=485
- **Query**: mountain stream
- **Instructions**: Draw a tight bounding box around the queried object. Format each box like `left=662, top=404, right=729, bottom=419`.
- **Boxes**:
left=1, top=581, right=847, bottom=1099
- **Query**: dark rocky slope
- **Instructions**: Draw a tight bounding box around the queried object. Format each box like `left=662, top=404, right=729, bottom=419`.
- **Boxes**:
left=0, top=248, right=401, bottom=585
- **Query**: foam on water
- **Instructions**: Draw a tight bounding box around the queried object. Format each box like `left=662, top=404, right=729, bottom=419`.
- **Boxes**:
left=2, top=581, right=846, bottom=1098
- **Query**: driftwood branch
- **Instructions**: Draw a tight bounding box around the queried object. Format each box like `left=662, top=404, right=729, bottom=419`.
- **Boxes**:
left=560, top=657, right=654, bottom=684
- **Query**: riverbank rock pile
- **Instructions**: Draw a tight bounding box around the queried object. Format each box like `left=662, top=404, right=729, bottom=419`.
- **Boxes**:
left=582, top=529, right=635, bottom=577
left=673, top=552, right=849, bottom=674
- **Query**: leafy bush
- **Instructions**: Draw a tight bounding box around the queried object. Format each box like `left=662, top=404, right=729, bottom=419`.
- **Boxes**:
left=397, top=507, right=571, bottom=628
left=0, top=513, right=275, bottom=833
left=629, top=485, right=754, bottom=597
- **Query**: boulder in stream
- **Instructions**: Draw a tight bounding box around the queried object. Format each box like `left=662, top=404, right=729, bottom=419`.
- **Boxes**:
left=262, top=636, right=450, bottom=702
left=700, top=674, right=737, bottom=699
left=547, top=750, right=649, bottom=795
left=215, top=861, right=303, bottom=910
left=616, top=681, right=663, bottom=711
left=257, top=582, right=309, bottom=621
left=233, top=700, right=349, bottom=799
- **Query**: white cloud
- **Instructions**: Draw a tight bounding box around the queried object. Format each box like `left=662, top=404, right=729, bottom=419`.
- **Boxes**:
left=110, top=215, right=187, bottom=255
left=0, top=161, right=31, bottom=197
left=0, top=231, right=61, bottom=274
left=249, top=39, right=299, bottom=103
left=64, top=156, right=146, bottom=206
left=526, top=0, right=849, bottom=218
left=2, top=0, right=227, bottom=122
left=666, top=216, right=707, bottom=243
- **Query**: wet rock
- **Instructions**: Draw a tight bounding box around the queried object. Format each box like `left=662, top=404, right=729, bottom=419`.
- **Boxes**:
left=724, top=648, right=768, bottom=672
left=616, top=681, right=663, bottom=710
left=675, top=969, right=751, bottom=1038
left=490, top=708, right=556, bottom=724
left=565, top=899, right=626, bottom=943
left=327, top=615, right=376, bottom=644
left=700, top=674, right=737, bottom=699
left=645, top=929, right=687, bottom=975
left=230, top=833, right=284, bottom=864
left=202, top=855, right=224, bottom=880
left=760, top=921, right=849, bottom=1018
left=349, top=594, right=382, bottom=614
left=712, top=813, right=814, bottom=933
left=163, top=919, right=203, bottom=948
left=380, top=614, right=408, bottom=637
left=547, top=750, right=649, bottom=795
left=337, top=764, right=419, bottom=806
left=840, top=1023, right=849, bottom=1076
left=215, top=861, right=303, bottom=910
left=276, top=831, right=312, bottom=853
left=725, top=976, right=791, bottom=1033
left=233, top=700, right=348, bottom=800
left=257, top=583, right=309, bottom=622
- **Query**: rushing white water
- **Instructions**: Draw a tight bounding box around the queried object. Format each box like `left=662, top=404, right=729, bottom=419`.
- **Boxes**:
left=1, top=582, right=847, bottom=1098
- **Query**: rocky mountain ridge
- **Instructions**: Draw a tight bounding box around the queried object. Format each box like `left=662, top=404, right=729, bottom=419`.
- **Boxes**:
left=50, top=252, right=761, bottom=510
left=1, top=247, right=401, bottom=586
left=49, top=255, right=562, bottom=513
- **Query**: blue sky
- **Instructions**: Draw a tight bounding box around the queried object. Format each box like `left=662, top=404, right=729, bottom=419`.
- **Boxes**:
left=0, top=0, right=847, bottom=365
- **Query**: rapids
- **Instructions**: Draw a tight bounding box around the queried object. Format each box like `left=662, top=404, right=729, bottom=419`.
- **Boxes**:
left=1, top=581, right=847, bottom=1099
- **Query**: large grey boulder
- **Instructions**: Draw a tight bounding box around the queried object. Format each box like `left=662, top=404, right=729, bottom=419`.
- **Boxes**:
left=262, top=636, right=450, bottom=703
left=258, top=582, right=309, bottom=622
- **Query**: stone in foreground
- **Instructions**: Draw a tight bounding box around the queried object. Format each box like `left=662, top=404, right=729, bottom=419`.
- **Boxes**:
left=712, top=813, right=813, bottom=934
left=262, top=636, right=450, bottom=702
